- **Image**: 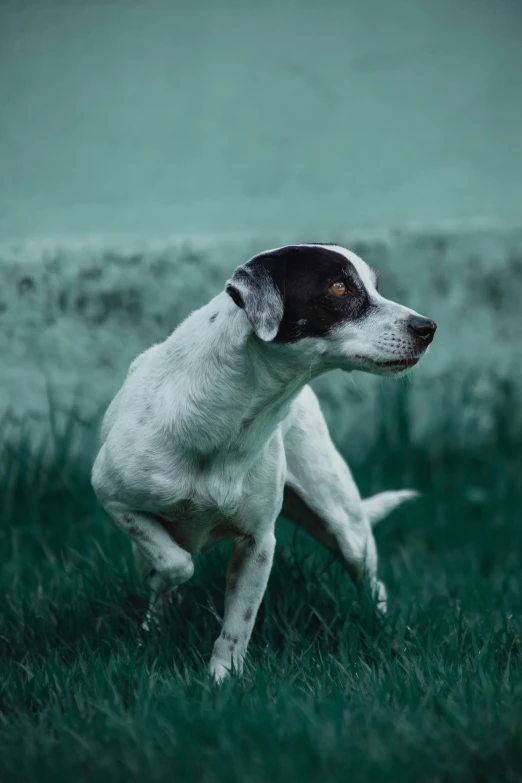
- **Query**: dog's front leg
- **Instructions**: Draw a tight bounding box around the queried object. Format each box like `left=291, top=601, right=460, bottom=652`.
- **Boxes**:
left=210, top=530, right=276, bottom=683
left=103, top=503, right=194, bottom=631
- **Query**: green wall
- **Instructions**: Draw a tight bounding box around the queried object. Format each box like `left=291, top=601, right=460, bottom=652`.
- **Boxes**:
left=1, top=0, right=521, bottom=238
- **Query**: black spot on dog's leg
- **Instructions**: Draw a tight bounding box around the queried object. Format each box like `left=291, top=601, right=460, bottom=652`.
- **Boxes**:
left=256, top=551, right=269, bottom=566
left=221, top=631, right=238, bottom=645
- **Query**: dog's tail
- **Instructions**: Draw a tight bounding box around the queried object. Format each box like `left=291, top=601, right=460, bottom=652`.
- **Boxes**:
left=362, top=489, right=420, bottom=527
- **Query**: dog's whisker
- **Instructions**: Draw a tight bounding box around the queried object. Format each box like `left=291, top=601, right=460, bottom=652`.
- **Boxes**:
left=349, top=374, right=364, bottom=400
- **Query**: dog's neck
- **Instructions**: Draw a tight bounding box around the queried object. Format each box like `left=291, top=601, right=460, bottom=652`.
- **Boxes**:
left=163, top=293, right=326, bottom=457
left=242, top=334, right=318, bottom=426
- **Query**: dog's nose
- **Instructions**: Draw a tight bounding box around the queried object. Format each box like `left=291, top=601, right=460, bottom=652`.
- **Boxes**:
left=407, top=315, right=437, bottom=343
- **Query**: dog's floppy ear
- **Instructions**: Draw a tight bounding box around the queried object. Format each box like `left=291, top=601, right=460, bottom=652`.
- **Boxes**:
left=225, top=251, right=287, bottom=342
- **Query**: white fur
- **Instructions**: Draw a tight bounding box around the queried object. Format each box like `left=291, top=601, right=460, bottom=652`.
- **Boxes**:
left=92, top=244, right=426, bottom=682
left=362, top=490, right=421, bottom=527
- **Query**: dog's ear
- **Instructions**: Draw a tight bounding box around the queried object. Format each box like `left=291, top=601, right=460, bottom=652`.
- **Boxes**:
left=225, top=251, right=287, bottom=342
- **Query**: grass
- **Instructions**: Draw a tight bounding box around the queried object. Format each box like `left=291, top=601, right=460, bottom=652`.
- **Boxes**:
left=1, top=383, right=522, bottom=782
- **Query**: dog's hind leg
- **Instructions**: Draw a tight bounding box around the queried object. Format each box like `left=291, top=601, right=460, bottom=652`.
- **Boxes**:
left=282, top=386, right=386, bottom=608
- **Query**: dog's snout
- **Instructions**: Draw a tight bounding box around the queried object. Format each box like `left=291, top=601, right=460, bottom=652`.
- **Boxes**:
left=407, top=315, right=437, bottom=343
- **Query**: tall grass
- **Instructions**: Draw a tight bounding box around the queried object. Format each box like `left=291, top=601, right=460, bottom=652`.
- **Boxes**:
left=1, top=383, right=521, bottom=782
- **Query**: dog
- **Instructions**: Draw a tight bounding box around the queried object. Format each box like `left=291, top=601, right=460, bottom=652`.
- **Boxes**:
left=91, top=243, right=436, bottom=682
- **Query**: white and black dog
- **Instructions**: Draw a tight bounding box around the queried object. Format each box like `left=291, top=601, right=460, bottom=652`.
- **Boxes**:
left=92, top=243, right=436, bottom=681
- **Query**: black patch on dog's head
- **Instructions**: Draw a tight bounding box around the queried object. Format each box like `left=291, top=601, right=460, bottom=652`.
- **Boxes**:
left=274, top=245, right=373, bottom=343
left=226, top=244, right=375, bottom=343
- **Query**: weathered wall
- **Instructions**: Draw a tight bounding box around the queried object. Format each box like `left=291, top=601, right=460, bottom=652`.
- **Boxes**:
left=1, top=0, right=521, bottom=238
left=2, top=223, right=521, bottom=456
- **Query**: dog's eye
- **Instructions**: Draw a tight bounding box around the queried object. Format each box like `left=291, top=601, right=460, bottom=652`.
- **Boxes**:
left=330, top=281, right=347, bottom=297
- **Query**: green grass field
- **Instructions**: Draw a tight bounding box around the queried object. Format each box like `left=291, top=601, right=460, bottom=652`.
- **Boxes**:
left=1, top=384, right=522, bottom=783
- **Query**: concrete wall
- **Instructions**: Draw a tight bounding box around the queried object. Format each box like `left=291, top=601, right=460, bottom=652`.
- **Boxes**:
left=1, top=0, right=521, bottom=238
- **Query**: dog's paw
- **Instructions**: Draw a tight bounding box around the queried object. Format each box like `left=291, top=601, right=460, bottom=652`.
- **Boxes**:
left=209, top=658, right=231, bottom=684
left=373, top=579, right=388, bottom=614
left=209, top=646, right=245, bottom=683
left=141, top=608, right=160, bottom=634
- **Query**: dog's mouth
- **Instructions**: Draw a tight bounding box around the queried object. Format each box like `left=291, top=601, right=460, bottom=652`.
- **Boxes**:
left=354, top=355, right=420, bottom=374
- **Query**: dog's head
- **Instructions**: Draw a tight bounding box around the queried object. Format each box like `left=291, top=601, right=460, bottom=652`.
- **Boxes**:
left=226, top=244, right=436, bottom=376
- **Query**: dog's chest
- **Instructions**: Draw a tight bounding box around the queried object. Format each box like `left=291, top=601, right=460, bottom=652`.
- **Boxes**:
left=152, top=500, right=251, bottom=555
left=148, top=436, right=285, bottom=555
